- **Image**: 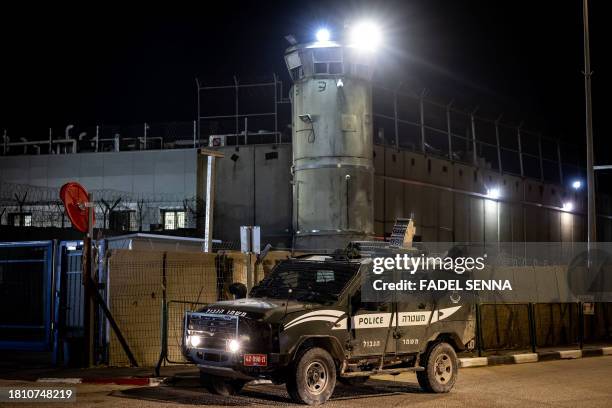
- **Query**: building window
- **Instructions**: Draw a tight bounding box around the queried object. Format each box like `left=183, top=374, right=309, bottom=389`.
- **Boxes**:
left=109, top=210, right=136, bottom=232
left=162, top=210, right=185, bottom=230
left=9, top=212, right=32, bottom=227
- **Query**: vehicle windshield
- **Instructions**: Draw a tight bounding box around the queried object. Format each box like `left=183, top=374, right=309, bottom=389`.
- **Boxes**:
left=250, top=260, right=359, bottom=304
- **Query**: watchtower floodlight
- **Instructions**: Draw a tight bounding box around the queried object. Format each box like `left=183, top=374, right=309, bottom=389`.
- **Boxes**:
left=349, top=21, right=382, bottom=51
left=315, top=28, right=331, bottom=42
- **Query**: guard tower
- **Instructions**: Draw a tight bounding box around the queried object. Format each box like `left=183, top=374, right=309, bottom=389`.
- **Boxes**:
left=285, top=25, right=380, bottom=249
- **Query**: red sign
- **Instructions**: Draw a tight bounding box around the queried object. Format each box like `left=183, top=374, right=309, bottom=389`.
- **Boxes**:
left=59, top=182, right=95, bottom=233
left=243, top=354, right=267, bottom=367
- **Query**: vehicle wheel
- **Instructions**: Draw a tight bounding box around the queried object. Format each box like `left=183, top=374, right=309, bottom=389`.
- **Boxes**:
left=200, top=373, right=246, bottom=396
left=416, top=342, right=458, bottom=393
left=338, top=376, right=369, bottom=386
left=286, top=347, right=336, bottom=405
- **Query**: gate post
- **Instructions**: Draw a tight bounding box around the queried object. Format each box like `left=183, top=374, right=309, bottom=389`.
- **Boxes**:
left=155, top=252, right=168, bottom=377
left=578, top=302, right=584, bottom=349
left=528, top=303, right=537, bottom=353
left=476, top=303, right=483, bottom=357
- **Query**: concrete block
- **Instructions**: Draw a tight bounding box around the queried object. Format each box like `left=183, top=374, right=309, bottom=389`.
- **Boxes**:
left=558, top=350, right=582, bottom=359
left=512, top=353, right=538, bottom=364
left=459, top=357, right=488, bottom=368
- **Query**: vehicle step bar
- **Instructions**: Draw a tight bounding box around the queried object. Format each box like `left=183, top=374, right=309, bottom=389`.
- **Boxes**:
left=341, top=366, right=424, bottom=377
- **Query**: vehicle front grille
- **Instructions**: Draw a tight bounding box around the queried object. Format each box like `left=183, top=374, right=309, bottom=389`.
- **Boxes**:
left=187, top=313, right=238, bottom=351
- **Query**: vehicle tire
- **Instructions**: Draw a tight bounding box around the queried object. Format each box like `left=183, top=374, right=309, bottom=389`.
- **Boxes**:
left=286, top=347, right=337, bottom=405
left=338, top=376, right=369, bottom=386
left=200, top=372, right=246, bottom=396
left=416, top=342, right=458, bottom=393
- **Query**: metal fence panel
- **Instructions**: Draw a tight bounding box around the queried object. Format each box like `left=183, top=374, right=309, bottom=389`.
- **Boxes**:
left=479, top=303, right=531, bottom=351
left=534, top=303, right=580, bottom=348
left=0, top=241, right=53, bottom=351
left=165, top=300, right=208, bottom=364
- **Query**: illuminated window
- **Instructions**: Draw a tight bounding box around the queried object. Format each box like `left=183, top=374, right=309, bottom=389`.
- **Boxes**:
left=9, top=213, right=32, bottom=227
left=162, top=210, right=186, bottom=230
left=110, top=210, right=136, bottom=232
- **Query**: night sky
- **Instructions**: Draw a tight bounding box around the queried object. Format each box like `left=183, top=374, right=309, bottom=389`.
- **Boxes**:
left=1, top=1, right=609, bottom=164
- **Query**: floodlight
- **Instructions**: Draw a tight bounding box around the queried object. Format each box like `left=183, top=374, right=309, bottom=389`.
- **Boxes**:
left=298, top=114, right=313, bottom=124
left=316, top=28, right=331, bottom=42
left=571, top=180, right=582, bottom=190
left=562, top=202, right=574, bottom=212
left=349, top=21, right=382, bottom=51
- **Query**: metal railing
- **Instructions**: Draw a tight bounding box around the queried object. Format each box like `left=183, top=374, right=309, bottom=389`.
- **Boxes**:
left=475, top=302, right=611, bottom=355
left=371, top=85, right=585, bottom=185
left=2, top=76, right=585, bottom=189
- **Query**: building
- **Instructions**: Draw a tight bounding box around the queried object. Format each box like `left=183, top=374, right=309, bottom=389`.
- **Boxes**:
left=1, top=75, right=611, bottom=247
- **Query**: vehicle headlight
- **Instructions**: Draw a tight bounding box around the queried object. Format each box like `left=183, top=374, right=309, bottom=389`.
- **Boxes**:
left=227, top=339, right=241, bottom=353
left=189, top=335, right=201, bottom=348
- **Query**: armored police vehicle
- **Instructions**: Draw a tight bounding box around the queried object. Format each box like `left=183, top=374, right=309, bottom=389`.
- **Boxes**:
left=183, top=246, right=475, bottom=405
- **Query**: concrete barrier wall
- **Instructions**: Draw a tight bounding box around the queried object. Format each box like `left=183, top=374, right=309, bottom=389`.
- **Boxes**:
left=373, top=147, right=595, bottom=242
left=2, top=144, right=609, bottom=243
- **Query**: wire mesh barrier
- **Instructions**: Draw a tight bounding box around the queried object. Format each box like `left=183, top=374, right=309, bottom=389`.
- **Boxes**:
left=534, top=303, right=580, bottom=348
left=106, top=249, right=219, bottom=366
left=107, top=250, right=165, bottom=366
left=154, top=251, right=293, bottom=368
left=164, top=300, right=208, bottom=364
left=478, top=303, right=532, bottom=351
left=476, top=302, right=612, bottom=354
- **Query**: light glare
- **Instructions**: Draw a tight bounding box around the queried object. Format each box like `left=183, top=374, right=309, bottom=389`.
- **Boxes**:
left=562, top=202, right=574, bottom=212
left=228, top=339, right=240, bottom=353
left=350, top=21, right=382, bottom=51
left=572, top=180, right=582, bottom=190
left=316, top=28, right=331, bottom=42
left=486, top=188, right=501, bottom=200
left=189, top=335, right=201, bottom=348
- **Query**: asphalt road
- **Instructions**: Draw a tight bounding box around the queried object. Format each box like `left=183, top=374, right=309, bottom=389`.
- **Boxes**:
left=2, top=357, right=611, bottom=407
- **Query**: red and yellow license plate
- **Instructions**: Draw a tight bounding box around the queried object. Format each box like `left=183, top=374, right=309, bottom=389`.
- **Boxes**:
left=243, top=354, right=267, bottom=366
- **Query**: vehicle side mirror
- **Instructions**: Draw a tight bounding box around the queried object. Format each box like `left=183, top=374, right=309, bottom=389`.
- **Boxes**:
left=229, top=282, right=247, bottom=299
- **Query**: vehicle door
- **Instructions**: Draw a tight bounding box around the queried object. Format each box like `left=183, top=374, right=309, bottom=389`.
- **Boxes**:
left=347, top=285, right=397, bottom=357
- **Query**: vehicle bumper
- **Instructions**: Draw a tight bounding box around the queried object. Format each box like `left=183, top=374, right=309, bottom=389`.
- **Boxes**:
left=185, top=348, right=289, bottom=379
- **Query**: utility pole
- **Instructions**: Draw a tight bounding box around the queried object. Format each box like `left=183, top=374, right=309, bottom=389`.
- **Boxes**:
left=583, top=0, right=596, bottom=244
left=83, top=193, right=95, bottom=367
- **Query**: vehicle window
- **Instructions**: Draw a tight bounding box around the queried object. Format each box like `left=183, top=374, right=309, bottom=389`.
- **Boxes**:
left=316, top=270, right=334, bottom=283
left=250, top=261, right=358, bottom=304
left=351, top=289, right=389, bottom=312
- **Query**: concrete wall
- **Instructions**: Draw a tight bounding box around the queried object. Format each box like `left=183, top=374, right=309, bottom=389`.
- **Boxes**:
left=0, top=149, right=197, bottom=196
left=374, top=147, right=593, bottom=242
left=0, top=149, right=199, bottom=232
left=207, top=144, right=292, bottom=247
left=2, top=144, right=609, bottom=244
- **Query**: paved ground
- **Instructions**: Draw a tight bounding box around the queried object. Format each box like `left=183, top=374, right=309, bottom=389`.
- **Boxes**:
left=2, top=356, right=611, bottom=407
